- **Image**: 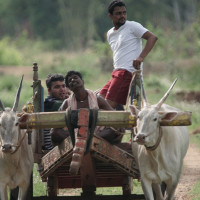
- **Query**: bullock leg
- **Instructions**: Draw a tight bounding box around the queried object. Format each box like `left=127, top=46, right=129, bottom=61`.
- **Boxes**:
left=161, top=182, right=167, bottom=196
left=10, top=187, right=18, bottom=200
left=141, top=179, right=155, bottom=200
left=152, top=183, right=164, bottom=200
left=0, top=184, right=8, bottom=200
left=18, top=187, right=28, bottom=200
left=165, top=181, right=178, bottom=200
left=18, top=181, right=32, bottom=200
left=165, top=170, right=182, bottom=200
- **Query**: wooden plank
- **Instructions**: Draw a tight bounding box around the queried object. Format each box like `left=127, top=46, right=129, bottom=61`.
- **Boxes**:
left=40, top=136, right=139, bottom=180
left=19, top=110, right=192, bottom=129
left=90, top=137, right=139, bottom=178
left=40, top=136, right=73, bottom=179
left=80, top=153, right=96, bottom=194
left=57, top=175, right=125, bottom=188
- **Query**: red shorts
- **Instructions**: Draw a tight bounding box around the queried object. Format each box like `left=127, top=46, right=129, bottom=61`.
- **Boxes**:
left=99, top=69, right=132, bottom=105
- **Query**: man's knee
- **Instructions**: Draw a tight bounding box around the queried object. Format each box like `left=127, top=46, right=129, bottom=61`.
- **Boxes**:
left=50, top=128, right=69, bottom=146
left=98, top=127, right=124, bottom=144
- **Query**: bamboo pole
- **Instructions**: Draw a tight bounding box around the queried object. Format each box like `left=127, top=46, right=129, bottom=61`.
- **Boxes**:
left=19, top=110, right=192, bottom=129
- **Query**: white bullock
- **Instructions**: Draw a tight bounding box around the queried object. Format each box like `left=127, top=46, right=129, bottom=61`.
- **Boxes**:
left=130, top=79, right=189, bottom=200
left=0, top=76, right=34, bottom=200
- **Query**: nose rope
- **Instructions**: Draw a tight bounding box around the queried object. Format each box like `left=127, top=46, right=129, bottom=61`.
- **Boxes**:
left=10, top=126, right=27, bottom=154
left=132, top=127, right=138, bottom=142
left=145, top=127, right=163, bottom=151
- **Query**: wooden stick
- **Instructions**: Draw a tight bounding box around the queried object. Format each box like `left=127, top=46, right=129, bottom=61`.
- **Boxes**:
left=19, top=110, right=192, bottom=129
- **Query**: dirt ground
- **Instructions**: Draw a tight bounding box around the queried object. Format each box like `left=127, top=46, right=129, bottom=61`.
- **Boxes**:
left=0, top=66, right=33, bottom=80
left=174, top=143, right=200, bottom=199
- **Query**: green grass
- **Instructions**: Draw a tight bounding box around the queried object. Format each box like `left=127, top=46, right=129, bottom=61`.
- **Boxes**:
left=33, top=165, right=47, bottom=196
left=188, top=180, right=200, bottom=200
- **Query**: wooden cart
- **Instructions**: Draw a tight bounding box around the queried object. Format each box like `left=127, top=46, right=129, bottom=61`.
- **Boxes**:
left=20, top=63, right=192, bottom=200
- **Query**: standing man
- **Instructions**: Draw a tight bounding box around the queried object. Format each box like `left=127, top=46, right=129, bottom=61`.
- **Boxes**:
left=99, top=0, right=158, bottom=108
left=43, top=73, right=71, bottom=150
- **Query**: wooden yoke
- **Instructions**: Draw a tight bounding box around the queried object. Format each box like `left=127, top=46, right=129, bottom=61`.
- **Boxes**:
left=19, top=110, right=192, bottom=129
left=69, top=108, right=90, bottom=175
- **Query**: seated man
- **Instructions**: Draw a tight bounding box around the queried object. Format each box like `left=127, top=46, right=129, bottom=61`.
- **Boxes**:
left=43, top=73, right=71, bottom=150
left=51, top=70, right=124, bottom=146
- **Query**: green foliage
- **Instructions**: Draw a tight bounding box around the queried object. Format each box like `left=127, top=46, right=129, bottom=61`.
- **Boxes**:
left=0, top=0, right=199, bottom=49
left=0, top=75, right=18, bottom=91
left=92, top=41, right=113, bottom=72
left=182, top=64, right=200, bottom=90
left=0, top=37, right=22, bottom=65
left=0, top=75, right=33, bottom=109
left=190, top=135, right=200, bottom=149
left=145, top=20, right=200, bottom=63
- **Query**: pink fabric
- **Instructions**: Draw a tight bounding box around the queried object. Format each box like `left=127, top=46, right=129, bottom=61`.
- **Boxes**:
left=67, top=89, right=99, bottom=110
left=67, top=89, right=101, bottom=135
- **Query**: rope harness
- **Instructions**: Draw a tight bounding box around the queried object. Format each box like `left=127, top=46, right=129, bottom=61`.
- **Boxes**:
left=133, top=126, right=163, bottom=151
left=145, top=127, right=163, bottom=151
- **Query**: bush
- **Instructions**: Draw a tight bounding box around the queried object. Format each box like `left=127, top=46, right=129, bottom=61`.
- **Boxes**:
left=0, top=37, right=22, bottom=65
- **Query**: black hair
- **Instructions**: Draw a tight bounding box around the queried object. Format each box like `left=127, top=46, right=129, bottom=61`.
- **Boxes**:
left=65, top=70, right=83, bottom=87
left=46, top=73, right=65, bottom=89
left=108, top=0, right=126, bottom=14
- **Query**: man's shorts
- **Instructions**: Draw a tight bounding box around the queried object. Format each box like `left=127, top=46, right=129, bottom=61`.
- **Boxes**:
left=99, top=69, right=132, bottom=105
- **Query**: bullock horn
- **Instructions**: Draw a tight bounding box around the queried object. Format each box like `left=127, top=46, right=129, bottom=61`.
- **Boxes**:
left=12, top=75, right=24, bottom=112
left=0, top=100, right=5, bottom=111
left=156, top=78, right=178, bottom=109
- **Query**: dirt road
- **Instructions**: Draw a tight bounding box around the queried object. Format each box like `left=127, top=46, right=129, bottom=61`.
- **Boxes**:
left=175, top=143, right=200, bottom=199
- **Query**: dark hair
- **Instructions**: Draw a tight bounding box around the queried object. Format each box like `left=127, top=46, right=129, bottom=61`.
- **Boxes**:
left=65, top=70, right=83, bottom=87
left=46, top=73, right=65, bottom=89
left=108, top=0, right=126, bottom=14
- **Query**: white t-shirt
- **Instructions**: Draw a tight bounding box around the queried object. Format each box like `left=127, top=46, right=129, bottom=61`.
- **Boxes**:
left=107, top=20, right=148, bottom=72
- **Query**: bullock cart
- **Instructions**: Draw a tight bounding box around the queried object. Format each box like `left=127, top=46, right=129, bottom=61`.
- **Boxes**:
left=19, top=63, right=191, bottom=199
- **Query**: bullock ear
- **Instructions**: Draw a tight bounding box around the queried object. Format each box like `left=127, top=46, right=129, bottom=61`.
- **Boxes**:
left=129, top=105, right=139, bottom=116
left=159, top=112, right=177, bottom=121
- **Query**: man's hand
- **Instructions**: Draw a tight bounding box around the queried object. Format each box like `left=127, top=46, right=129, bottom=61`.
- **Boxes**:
left=133, top=57, right=143, bottom=69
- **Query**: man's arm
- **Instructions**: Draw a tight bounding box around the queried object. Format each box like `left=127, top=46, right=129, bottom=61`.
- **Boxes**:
left=133, top=31, right=158, bottom=69
left=59, top=99, right=68, bottom=111
left=50, top=99, right=69, bottom=145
